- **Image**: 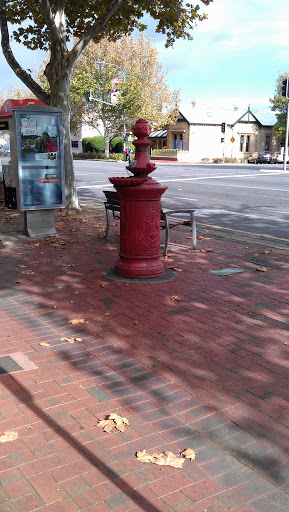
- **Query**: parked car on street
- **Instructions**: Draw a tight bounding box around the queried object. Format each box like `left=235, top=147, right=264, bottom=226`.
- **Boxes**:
left=272, top=152, right=289, bottom=164
left=248, top=152, right=274, bottom=164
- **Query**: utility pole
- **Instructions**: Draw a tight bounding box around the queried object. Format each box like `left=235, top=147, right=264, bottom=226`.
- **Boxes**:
left=282, top=77, right=289, bottom=171
left=85, top=62, right=126, bottom=161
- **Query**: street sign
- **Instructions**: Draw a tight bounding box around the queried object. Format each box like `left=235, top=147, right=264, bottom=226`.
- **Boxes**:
left=230, top=136, right=235, bottom=143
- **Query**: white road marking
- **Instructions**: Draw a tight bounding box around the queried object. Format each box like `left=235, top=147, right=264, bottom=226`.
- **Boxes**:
left=196, top=208, right=289, bottom=222
left=173, top=196, right=199, bottom=201
left=77, top=184, right=113, bottom=189
left=156, top=173, right=289, bottom=182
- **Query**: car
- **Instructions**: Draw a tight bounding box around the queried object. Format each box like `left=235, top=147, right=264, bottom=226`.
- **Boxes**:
left=272, top=152, right=289, bottom=164
left=248, top=152, right=274, bottom=164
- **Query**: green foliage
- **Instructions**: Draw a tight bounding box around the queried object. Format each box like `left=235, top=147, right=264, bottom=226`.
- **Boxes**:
left=212, top=157, right=222, bottom=163
left=109, top=153, right=125, bottom=161
left=72, top=152, right=123, bottom=160
left=224, top=157, right=237, bottom=163
left=73, top=152, right=105, bottom=159
left=152, top=149, right=177, bottom=154
left=82, top=136, right=105, bottom=153
left=110, top=137, right=124, bottom=153
left=5, top=1, right=213, bottom=51
left=270, top=72, right=289, bottom=138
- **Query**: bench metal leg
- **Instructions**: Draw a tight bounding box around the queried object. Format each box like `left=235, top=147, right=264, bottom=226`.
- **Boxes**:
left=163, top=214, right=170, bottom=256
left=105, top=205, right=110, bottom=237
left=190, top=212, right=197, bottom=250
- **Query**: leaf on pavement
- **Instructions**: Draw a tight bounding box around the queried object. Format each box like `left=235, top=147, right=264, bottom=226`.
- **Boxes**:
left=98, top=419, right=115, bottom=432
left=60, top=336, right=82, bottom=344
left=0, top=431, right=18, bottom=443
left=201, top=247, right=213, bottom=253
left=136, top=450, right=154, bottom=463
left=153, top=450, right=184, bottom=468
left=136, top=449, right=184, bottom=468
left=98, top=413, right=129, bottom=433
left=264, top=250, right=270, bottom=254
left=39, top=342, right=50, bottom=347
left=70, top=318, right=84, bottom=325
left=171, top=295, right=181, bottom=301
left=166, top=266, right=183, bottom=272
left=256, top=266, right=267, bottom=272
left=181, top=448, right=196, bottom=460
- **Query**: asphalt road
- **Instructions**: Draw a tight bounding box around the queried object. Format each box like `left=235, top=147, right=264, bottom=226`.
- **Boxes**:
left=74, top=160, right=289, bottom=244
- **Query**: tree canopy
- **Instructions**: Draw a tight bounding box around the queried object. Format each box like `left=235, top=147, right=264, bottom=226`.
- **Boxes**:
left=0, top=0, right=213, bottom=208
left=70, top=34, right=180, bottom=157
left=270, top=72, right=289, bottom=139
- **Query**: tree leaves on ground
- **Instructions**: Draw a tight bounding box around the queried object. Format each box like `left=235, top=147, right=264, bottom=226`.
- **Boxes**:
left=136, top=449, right=196, bottom=468
left=0, top=431, right=19, bottom=443
left=98, top=413, right=129, bottom=433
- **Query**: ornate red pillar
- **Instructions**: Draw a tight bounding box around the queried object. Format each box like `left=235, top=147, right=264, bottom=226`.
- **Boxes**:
left=109, top=119, right=167, bottom=279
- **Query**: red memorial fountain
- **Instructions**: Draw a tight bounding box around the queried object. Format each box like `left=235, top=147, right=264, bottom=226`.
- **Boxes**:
left=109, top=118, right=167, bottom=279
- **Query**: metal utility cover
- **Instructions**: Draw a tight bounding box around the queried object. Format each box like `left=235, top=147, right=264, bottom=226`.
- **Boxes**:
left=211, top=267, right=245, bottom=276
left=245, top=257, right=274, bottom=267
left=0, top=356, right=23, bottom=374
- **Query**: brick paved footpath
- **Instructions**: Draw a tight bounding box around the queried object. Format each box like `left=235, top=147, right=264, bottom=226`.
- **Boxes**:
left=0, top=207, right=289, bottom=512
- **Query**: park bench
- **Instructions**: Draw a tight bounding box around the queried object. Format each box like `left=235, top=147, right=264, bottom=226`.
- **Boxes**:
left=104, top=190, right=197, bottom=255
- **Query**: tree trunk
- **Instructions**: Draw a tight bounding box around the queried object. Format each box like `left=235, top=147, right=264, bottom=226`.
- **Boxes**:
left=102, top=113, right=110, bottom=159
left=46, top=55, right=80, bottom=210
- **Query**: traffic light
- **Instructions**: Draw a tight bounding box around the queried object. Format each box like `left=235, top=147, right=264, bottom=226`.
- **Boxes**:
left=221, top=122, right=226, bottom=133
left=85, top=90, right=91, bottom=103
left=282, top=78, right=289, bottom=98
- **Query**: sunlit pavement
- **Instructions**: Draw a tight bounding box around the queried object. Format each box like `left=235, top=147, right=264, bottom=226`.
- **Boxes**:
left=0, top=207, right=289, bottom=511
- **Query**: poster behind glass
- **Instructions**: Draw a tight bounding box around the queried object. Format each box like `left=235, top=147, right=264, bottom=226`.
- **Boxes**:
left=16, top=111, right=65, bottom=210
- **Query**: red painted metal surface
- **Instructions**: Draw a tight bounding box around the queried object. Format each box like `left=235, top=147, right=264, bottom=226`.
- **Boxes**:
left=109, top=119, right=167, bottom=278
left=0, top=99, right=46, bottom=118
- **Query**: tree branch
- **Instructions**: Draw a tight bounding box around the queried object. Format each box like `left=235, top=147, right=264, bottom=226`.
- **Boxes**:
left=0, top=0, right=50, bottom=104
left=68, top=0, right=125, bottom=70
left=40, top=0, right=66, bottom=49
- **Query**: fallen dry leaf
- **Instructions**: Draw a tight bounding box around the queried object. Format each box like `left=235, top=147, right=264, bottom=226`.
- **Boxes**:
left=256, top=267, right=267, bottom=272
left=171, top=295, right=181, bottom=301
left=201, top=247, right=213, bottom=253
left=39, top=342, right=50, bottom=347
left=98, top=419, right=115, bottom=432
left=60, top=336, right=82, bottom=343
left=181, top=448, right=196, bottom=460
left=98, top=413, right=129, bottom=433
left=166, top=266, right=183, bottom=272
left=70, top=318, right=84, bottom=325
left=153, top=451, right=184, bottom=469
left=136, top=450, right=184, bottom=468
left=136, top=450, right=154, bottom=463
left=264, top=250, right=270, bottom=254
left=0, top=431, right=18, bottom=443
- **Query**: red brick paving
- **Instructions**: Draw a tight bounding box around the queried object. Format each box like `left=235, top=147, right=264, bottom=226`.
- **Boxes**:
left=0, top=207, right=289, bottom=510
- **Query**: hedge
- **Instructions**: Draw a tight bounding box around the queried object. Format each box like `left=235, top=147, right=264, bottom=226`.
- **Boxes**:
left=82, top=136, right=105, bottom=153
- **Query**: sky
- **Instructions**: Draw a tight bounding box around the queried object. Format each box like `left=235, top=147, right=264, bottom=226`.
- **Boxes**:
left=0, top=0, right=289, bottom=113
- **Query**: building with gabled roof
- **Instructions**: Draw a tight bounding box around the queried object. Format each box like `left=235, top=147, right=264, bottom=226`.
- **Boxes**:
left=149, top=103, right=280, bottom=162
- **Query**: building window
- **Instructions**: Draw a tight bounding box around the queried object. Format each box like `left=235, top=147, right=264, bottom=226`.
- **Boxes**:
left=239, top=135, right=245, bottom=152
left=246, top=135, right=250, bottom=152
left=72, top=140, right=79, bottom=148
left=265, top=135, right=270, bottom=151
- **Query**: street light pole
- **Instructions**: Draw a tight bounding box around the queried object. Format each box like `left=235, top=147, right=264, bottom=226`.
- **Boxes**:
left=284, top=98, right=289, bottom=172
left=86, top=61, right=126, bottom=161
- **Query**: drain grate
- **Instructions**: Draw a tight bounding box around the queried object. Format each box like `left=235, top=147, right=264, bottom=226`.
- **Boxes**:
left=245, top=257, right=275, bottom=268
left=0, top=356, right=23, bottom=374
